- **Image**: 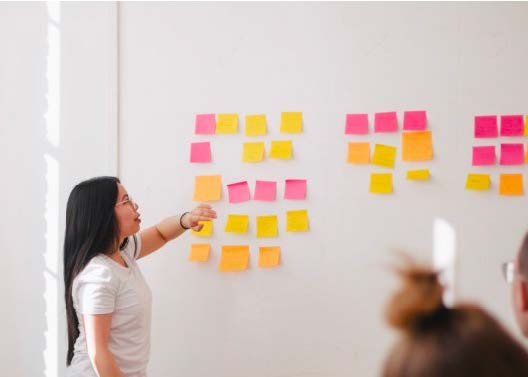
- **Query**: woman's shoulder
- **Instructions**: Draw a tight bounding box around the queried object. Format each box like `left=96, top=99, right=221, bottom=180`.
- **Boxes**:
left=73, top=255, right=119, bottom=287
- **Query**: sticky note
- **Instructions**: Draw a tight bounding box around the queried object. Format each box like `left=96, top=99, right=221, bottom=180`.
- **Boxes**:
left=227, top=181, right=251, bottom=203
left=369, top=173, right=393, bottom=194
left=500, top=174, right=523, bottom=195
left=280, top=112, right=303, bottom=133
left=245, top=114, right=267, bottom=136
left=225, top=215, right=249, bottom=234
left=219, top=245, right=249, bottom=272
left=190, top=141, right=211, bottom=163
left=402, top=131, right=433, bottom=161
left=189, top=244, right=211, bottom=262
left=191, top=221, right=213, bottom=237
left=347, top=142, right=370, bottom=164
left=345, top=114, right=368, bottom=134
left=500, top=143, right=524, bottom=165
left=372, top=144, right=397, bottom=168
left=254, top=180, right=277, bottom=201
left=286, top=209, right=309, bottom=232
left=406, top=169, right=430, bottom=180
left=284, top=179, right=307, bottom=199
left=465, top=174, right=490, bottom=191
left=403, top=110, right=427, bottom=131
left=374, top=112, right=398, bottom=133
left=256, top=215, right=278, bottom=238
left=216, top=113, right=238, bottom=134
left=242, top=142, right=265, bottom=162
left=472, top=146, right=496, bottom=166
left=258, top=246, right=281, bottom=268
left=524, top=115, right=528, bottom=136
left=193, top=175, right=222, bottom=201
left=269, top=140, right=293, bottom=159
left=474, top=115, right=498, bottom=138
left=195, top=114, right=216, bottom=135
left=500, top=115, right=524, bottom=136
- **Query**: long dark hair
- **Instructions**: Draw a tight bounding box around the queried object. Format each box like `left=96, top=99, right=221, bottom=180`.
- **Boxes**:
left=63, top=176, right=123, bottom=365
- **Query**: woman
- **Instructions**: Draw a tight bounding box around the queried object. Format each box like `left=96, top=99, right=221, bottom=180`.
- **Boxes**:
left=382, top=256, right=528, bottom=377
left=64, top=176, right=216, bottom=377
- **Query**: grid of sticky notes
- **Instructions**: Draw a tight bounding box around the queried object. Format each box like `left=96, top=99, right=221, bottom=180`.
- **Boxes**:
left=190, top=112, right=309, bottom=271
left=345, top=111, right=433, bottom=194
left=466, top=114, right=528, bottom=195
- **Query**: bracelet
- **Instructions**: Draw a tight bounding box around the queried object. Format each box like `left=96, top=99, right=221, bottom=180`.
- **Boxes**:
left=179, top=212, right=190, bottom=230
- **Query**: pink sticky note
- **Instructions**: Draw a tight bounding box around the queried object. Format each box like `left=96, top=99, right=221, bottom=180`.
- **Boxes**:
left=500, top=143, right=524, bottom=165
left=374, top=112, right=398, bottom=133
left=474, top=115, right=498, bottom=138
left=284, top=179, right=307, bottom=200
left=345, top=114, right=368, bottom=134
left=190, top=141, right=211, bottom=163
left=195, top=114, right=216, bottom=134
left=500, top=115, right=524, bottom=136
left=227, top=181, right=250, bottom=203
left=472, top=146, right=495, bottom=166
left=254, top=180, right=276, bottom=201
left=403, top=111, right=427, bottom=131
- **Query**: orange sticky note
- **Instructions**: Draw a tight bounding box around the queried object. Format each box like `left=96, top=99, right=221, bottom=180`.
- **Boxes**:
left=347, top=142, right=370, bottom=164
left=193, top=175, right=222, bottom=201
left=258, top=246, right=281, bottom=268
left=189, top=244, right=211, bottom=262
left=402, top=131, right=433, bottom=161
left=219, top=245, right=249, bottom=272
left=499, top=174, right=523, bottom=196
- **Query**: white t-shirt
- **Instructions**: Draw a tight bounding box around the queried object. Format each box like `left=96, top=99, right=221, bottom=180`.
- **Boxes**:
left=66, top=235, right=152, bottom=377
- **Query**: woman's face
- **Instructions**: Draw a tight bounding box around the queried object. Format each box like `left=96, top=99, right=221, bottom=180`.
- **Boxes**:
left=115, top=183, right=141, bottom=239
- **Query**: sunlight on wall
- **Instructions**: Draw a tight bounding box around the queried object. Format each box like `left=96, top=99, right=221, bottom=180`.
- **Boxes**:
left=44, top=2, right=60, bottom=376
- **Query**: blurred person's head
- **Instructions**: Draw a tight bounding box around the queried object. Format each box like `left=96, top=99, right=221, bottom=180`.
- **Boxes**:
left=383, top=257, right=528, bottom=377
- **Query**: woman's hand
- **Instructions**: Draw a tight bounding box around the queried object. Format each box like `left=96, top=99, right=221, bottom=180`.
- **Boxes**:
left=184, top=203, right=217, bottom=231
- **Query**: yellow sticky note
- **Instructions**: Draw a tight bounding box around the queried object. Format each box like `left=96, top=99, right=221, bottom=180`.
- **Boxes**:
left=258, top=246, right=281, bottom=268
left=286, top=209, right=309, bottom=232
left=242, top=142, right=265, bottom=162
left=256, top=215, right=278, bottom=238
left=219, top=245, right=249, bottom=272
left=280, top=112, right=303, bottom=133
left=216, top=113, right=238, bottom=134
left=500, top=174, right=523, bottom=195
left=465, top=174, right=490, bottom=191
left=402, top=131, right=433, bottom=161
left=347, top=142, right=370, bottom=164
left=269, top=140, right=293, bottom=159
left=225, top=214, right=249, bottom=234
left=372, top=144, right=397, bottom=168
left=406, top=169, right=430, bottom=181
left=193, top=175, right=222, bottom=201
left=369, top=173, right=393, bottom=194
left=245, top=114, right=267, bottom=136
left=188, top=243, right=211, bottom=262
left=524, top=115, right=528, bottom=136
left=191, top=221, right=213, bottom=237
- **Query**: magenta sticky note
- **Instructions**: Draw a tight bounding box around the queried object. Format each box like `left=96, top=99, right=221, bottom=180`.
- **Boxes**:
left=472, top=146, right=495, bottom=166
left=474, top=115, right=498, bottom=138
left=190, top=141, right=211, bottom=163
left=374, top=112, right=398, bottom=133
left=500, top=143, right=524, bottom=165
left=195, top=114, right=216, bottom=134
left=254, top=180, right=276, bottom=201
left=284, top=179, right=307, bottom=200
left=500, top=115, right=524, bottom=136
left=227, top=181, right=250, bottom=203
left=345, top=114, right=368, bottom=134
left=403, top=111, right=427, bottom=131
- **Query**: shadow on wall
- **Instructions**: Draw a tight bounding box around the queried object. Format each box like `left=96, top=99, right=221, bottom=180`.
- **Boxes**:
left=0, top=2, right=59, bottom=377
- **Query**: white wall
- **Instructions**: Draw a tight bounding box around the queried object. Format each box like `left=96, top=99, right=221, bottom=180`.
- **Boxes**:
left=0, top=2, right=117, bottom=376
left=119, top=3, right=528, bottom=377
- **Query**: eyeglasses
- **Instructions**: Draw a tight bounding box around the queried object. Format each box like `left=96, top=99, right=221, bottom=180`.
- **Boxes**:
left=115, top=197, right=138, bottom=210
left=501, top=261, right=525, bottom=284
